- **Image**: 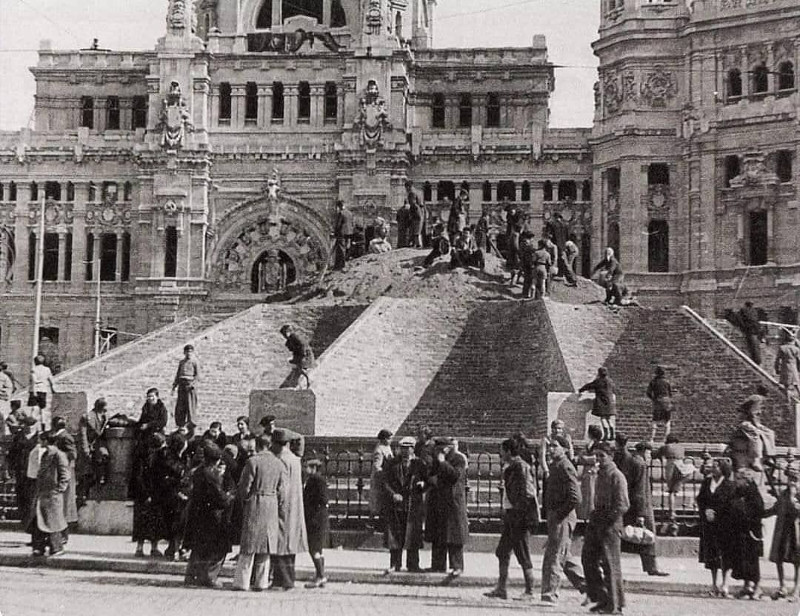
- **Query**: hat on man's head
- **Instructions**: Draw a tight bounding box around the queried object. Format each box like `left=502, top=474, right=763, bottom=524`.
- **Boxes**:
left=399, top=437, right=416, bottom=448
left=739, top=394, right=765, bottom=414
left=271, top=428, right=290, bottom=445
left=203, top=442, right=223, bottom=463
left=595, top=441, right=615, bottom=455
left=305, top=458, right=324, bottom=469
left=377, top=429, right=393, bottom=441
left=433, top=436, right=452, bottom=447
left=634, top=441, right=654, bottom=452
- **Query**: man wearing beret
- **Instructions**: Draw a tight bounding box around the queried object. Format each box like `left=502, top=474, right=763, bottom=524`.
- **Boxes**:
left=425, top=437, right=469, bottom=576
left=581, top=441, right=629, bottom=614
left=270, top=428, right=308, bottom=590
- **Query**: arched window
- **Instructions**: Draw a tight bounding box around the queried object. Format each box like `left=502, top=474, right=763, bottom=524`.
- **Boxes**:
left=88, top=182, right=97, bottom=202
left=219, top=82, right=232, bottom=123
left=581, top=179, right=592, bottom=201
left=486, top=93, right=500, bottom=128
left=647, top=163, right=670, bottom=185
left=436, top=181, right=455, bottom=203
left=331, top=1, right=346, bottom=27
left=121, top=232, right=131, bottom=281
left=80, top=96, right=94, bottom=129
left=497, top=181, right=516, bottom=202
left=777, top=150, right=793, bottom=183
left=727, top=69, right=742, bottom=98
left=521, top=181, right=531, bottom=202
left=283, top=0, right=323, bottom=23
left=432, top=93, right=445, bottom=128
left=395, top=12, right=403, bottom=39
left=164, top=227, right=178, bottom=278
left=298, top=81, right=311, bottom=122
left=752, top=63, right=768, bottom=94
left=8, top=182, right=17, bottom=202
left=30, top=182, right=38, bottom=201
left=123, top=181, right=133, bottom=201
left=251, top=250, right=296, bottom=293
left=256, top=0, right=273, bottom=28
left=106, top=96, right=120, bottom=130
left=779, top=62, right=795, bottom=91
left=44, top=182, right=61, bottom=201
left=543, top=180, right=553, bottom=202
left=66, top=182, right=75, bottom=202
left=648, top=220, right=669, bottom=273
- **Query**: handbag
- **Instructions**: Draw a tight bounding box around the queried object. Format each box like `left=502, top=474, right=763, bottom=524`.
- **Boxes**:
left=622, top=523, right=655, bottom=546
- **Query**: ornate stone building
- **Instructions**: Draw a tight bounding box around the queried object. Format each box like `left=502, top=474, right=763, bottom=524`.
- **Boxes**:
left=1, top=0, right=798, bottom=377
left=0, top=0, right=592, bottom=374
left=592, top=0, right=800, bottom=319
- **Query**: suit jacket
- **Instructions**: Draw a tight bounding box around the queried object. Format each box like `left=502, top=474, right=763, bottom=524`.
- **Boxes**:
left=303, top=473, right=329, bottom=537
left=615, top=450, right=651, bottom=526
left=275, top=448, right=308, bottom=555
left=184, top=465, right=234, bottom=553
left=544, top=455, right=581, bottom=522
left=78, top=411, right=108, bottom=459
left=503, top=457, right=530, bottom=511
left=334, top=208, right=354, bottom=237
left=590, top=461, right=629, bottom=529
left=238, top=451, right=288, bottom=554
left=137, top=401, right=168, bottom=436
left=425, top=450, right=470, bottom=545
left=35, top=445, right=69, bottom=533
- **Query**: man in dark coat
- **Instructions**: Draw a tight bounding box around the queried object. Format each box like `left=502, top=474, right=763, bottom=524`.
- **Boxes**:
left=233, top=435, right=288, bottom=592
left=172, top=345, right=199, bottom=428
left=78, top=398, right=110, bottom=488
left=581, top=441, right=629, bottom=614
left=541, top=435, right=585, bottom=604
left=152, top=433, right=190, bottom=561
left=280, top=324, right=315, bottom=389
left=738, top=301, right=765, bottom=365
left=303, top=458, right=330, bottom=588
left=579, top=367, right=617, bottom=442
left=485, top=438, right=535, bottom=600
left=51, top=416, right=78, bottom=528
left=614, top=437, right=668, bottom=577
left=30, top=431, right=69, bottom=557
left=201, top=421, right=227, bottom=451
left=425, top=437, right=469, bottom=575
left=271, top=429, right=307, bottom=590
left=184, top=442, right=234, bottom=588
left=505, top=202, right=524, bottom=284
left=333, top=200, right=354, bottom=270
left=383, top=437, right=427, bottom=573
left=406, top=181, right=424, bottom=248
left=592, top=247, right=624, bottom=306
left=7, top=416, right=39, bottom=527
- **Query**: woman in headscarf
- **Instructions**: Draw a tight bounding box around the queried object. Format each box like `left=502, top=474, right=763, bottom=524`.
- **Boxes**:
left=696, top=457, right=735, bottom=597
left=729, top=467, right=765, bottom=600
left=152, top=433, right=190, bottom=561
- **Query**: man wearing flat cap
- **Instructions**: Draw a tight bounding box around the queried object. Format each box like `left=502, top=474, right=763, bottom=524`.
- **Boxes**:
left=383, top=436, right=428, bottom=573
left=728, top=394, right=776, bottom=472
left=425, top=437, right=469, bottom=575
left=270, top=428, right=307, bottom=589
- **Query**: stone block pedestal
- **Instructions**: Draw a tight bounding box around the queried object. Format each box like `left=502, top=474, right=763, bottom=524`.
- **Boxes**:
left=78, top=500, right=133, bottom=535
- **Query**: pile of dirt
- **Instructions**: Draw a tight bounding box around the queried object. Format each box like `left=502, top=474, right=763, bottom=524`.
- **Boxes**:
left=297, top=248, right=605, bottom=306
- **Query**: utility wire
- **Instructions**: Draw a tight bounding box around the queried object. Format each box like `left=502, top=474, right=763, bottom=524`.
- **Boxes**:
left=10, top=0, right=83, bottom=45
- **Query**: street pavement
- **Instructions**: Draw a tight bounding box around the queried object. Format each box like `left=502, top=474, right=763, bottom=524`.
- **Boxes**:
left=0, top=566, right=796, bottom=616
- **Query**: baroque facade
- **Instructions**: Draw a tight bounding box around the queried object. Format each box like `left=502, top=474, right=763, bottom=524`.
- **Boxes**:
left=0, top=0, right=798, bottom=376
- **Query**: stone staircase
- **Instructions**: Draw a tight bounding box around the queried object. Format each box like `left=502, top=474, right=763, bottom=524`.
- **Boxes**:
left=313, top=298, right=471, bottom=437
left=400, top=301, right=572, bottom=438
left=59, top=304, right=364, bottom=431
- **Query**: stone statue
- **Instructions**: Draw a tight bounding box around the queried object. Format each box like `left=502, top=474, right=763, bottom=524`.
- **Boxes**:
left=157, top=81, right=194, bottom=149
left=267, top=169, right=281, bottom=201
left=168, top=0, right=188, bottom=29
left=365, top=0, right=384, bottom=35
left=355, top=80, right=391, bottom=149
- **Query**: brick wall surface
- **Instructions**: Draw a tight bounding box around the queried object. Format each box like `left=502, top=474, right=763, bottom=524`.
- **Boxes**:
left=603, top=308, right=795, bottom=446
left=313, top=298, right=471, bottom=437
left=63, top=304, right=364, bottom=432
left=400, top=301, right=573, bottom=438
left=710, top=318, right=779, bottom=379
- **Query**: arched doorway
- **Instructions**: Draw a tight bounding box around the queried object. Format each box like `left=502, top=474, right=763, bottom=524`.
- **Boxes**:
left=251, top=249, right=297, bottom=294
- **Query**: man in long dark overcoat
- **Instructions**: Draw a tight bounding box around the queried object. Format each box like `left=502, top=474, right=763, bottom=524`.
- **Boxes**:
left=383, top=437, right=428, bottom=573
left=425, top=437, right=469, bottom=575
left=30, top=431, right=69, bottom=556
left=233, top=435, right=288, bottom=591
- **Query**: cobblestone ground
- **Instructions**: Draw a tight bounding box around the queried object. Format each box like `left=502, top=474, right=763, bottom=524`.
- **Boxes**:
left=0, top=567, right=796, bottom=616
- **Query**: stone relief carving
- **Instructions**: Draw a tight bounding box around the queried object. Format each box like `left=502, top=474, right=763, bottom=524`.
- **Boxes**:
left=354, top=80, right=392, bottom=149
left=168, top=0, right=188, bottom=30
left=602, top=71, right=622, bottom=114
left=593, top=81, right=601, bottom=110
left=641, top=68, right=676, bottom=107
left=265, top=168, right=281, bottom=202
left=364, top=0, right=386, bottom=35
left=0, top=226, right=14, bottom=283
left=85, top=202, right=132, bottom=228
left=157, top=81, right=194, bottom=149
left=623, top=71, right=637, bottom=103
left=27, top=202, right=74, bottom=227
left=730, top=153, right=779, bottom=189
left=647, top=184, right=671, bottom=215
left=747, top=44, right=768, bottom=67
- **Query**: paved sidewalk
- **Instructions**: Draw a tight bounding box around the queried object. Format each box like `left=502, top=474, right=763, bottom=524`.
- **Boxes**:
left=0, top=529, right=782, bottom=596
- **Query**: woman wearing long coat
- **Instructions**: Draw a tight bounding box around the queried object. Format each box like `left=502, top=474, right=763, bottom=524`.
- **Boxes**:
left=30, top=437, right=69, bottom=555
left=303, top=460, right=330, bottom=587
left=7, top=417, right=39, bottom=526
left=152, top=434, right=190, bottom=560
left=696, top=457, right=735, bottom=596
left=183, top=443, right=234, bottom=588
left=370, top=430, right=394, bottom=519
left=425, top=442, right=470, bottom=573
left=768, top=479, right=800, bottom=599
left=729, top=468, right=765, bottom=599
left=579, top=368, right=617, bottom=441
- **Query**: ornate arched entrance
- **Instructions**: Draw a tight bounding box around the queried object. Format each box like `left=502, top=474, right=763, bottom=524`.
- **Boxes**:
left=251, top=249, right=297, bottom=293
left=208, top=186, right=331, bottom=295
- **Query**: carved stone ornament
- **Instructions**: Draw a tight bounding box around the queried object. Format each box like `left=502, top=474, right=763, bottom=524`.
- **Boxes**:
left=157, top=81, right=194, bottom=150
left=647, top=185, right=670, bottom=214
left=354, top=80, right=392, bottom=149
left=730, top=153, right=779, bottom=189
left=622, top=71, right=637, bottom=103
left=641, top=68, right=676, bottom=108
left=265, top=168, right=281, bottom=202
left=364, top=0, right=386, bottom=35
left=607, top=193, right=619, bottom=213
left=0, top=204, right=15, bottom=227
left=168, top=0, right=188, bottom=30
left=85, top=202, right=132, bottom=227
left=603, top=72, right=622, bottom=114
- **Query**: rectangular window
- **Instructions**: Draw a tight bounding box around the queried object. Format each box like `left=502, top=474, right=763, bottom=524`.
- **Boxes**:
left=64, top=233, right=72, bottom=282
left=219, top=82, right=232, bottom=123
left=647, top=220, right=669, bottom=273
left=748, top=211, right=768, bottom=266
left=777, top=150, right=793, bottom=183
left=245, top=81, right=258, bottom=123
left=86, top=233, right=94, bottom=281
left=42, top=233, right=59, bottom=281
left=458, top=94, right=472, bottom=128
left=298, top=81, right=311, bottom=122
left=121, top=232, right=131, bottom=281
left=324, top=82, right=338, bottom=121
left=272, top=82, right=285, bottom=121
left=725, top=155, right=740, bottom=187
left=44, top=181, right=61, bottom=201
left=486, top=93, right=501, bottom=128
left=432, top=93, right=445, bottom=128
left=106, top=96, right=120, bottom=130
left=80, top=96, right=94, bottom=129
left=482, top=181, right=492, bottom=202
left=28, top=233, right=35, bottom=281
left=647, top=163, right=670, bottom=185
left=607, top=167, right=621, bottom=194
left=165, top=227, right=178, bottom=278
left=132, top=96, right=148, bottom=129
left=100, top=233, right=117, bottom=281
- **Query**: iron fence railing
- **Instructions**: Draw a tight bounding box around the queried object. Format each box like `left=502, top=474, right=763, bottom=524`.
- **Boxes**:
left=1, top=436, right=796, bottom=534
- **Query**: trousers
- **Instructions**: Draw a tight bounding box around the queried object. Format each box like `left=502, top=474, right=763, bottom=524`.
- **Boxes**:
left=271, top=554, right=296, bottom=589
left=541, top=513, right=585, bottom=598
left=495, top=508, right=532, bottom=570
left=233, top=552, right=270, bottom=590
left=582, top=522, right=625, bottom=611
left=431, top=543, right=464, bottom=572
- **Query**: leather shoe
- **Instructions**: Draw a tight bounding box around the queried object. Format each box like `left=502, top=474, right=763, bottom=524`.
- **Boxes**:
left=647, top=570, right=669, bottom=577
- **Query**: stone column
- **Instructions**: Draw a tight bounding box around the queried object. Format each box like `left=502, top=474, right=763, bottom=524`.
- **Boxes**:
left=115, top=232, right=124, bottom=281
left=311, top=85, right=324, bottom=127
left=210, top=87, right=220, bottom=126
left=767, top=205, right=775, bottom=263
left=120, top=98, right=133, bottom=132
left=272, top=0, right=282, bottom=26
left=12, top=183, right=33, bottom=288
left=232, top=85, right=246, bottom=129
left=57, top=232, right=67, bottom=281
left=258, top=85, right=271, bottom=128
left=285, top=85, right=298, bottom=126
left=323, top=0, right=332, bottom=26
left=93, top=234, right=101, bottom=281
left=0, top=231, right=7, bottom=283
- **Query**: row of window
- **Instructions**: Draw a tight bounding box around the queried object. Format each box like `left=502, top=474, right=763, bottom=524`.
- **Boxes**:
left=0, top=181, right=133, bottom=202
left=431, top=93, right=503, bottom=129
left=218, top=81, right=338, bottom=124
left=79, top=96, right=148, bottom=131
left=724, top=151, right=794, bottom=187
left=421, top=179, right=593, bottom=203
left=25, top=228, right=180, bottom=282
left=726, top=62, right=795, bottom=99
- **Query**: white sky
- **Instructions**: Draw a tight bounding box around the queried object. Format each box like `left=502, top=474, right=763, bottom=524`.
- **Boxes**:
left=0, top=0, right=599, bottom=130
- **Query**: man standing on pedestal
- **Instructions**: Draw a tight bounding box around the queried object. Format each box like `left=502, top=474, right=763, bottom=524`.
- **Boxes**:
left=172, top=345, right=199, bottom=428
